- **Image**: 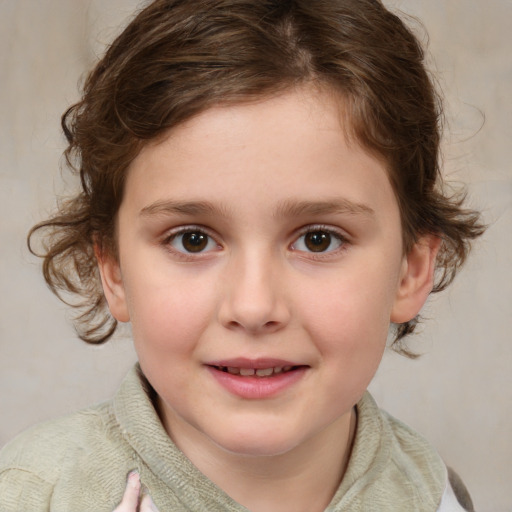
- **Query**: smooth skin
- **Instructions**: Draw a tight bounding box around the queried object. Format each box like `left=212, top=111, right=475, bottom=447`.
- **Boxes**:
left=102, top=86, right=439, bottom=512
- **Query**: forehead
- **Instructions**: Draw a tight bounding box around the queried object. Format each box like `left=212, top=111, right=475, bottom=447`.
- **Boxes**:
left=122, top=87, right=398, bottom=226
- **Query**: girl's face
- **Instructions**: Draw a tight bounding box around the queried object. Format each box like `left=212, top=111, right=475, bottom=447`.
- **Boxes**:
left=100, top=87, right=434, bottom=462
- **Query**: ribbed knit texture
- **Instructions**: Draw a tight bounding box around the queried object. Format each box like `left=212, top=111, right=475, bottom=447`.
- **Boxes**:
left=0, top=365, right=448, bottom=511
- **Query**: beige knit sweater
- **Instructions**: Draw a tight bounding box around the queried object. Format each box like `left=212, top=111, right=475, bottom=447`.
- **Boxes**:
left=0, top=365, right=466, bottom=511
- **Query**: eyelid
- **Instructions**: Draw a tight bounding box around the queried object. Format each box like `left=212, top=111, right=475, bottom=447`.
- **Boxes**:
left=162, top=224, right=222, bottom=257
left=290, top=224, right=349, bottom=256
left=294, top=224, right=349, bottom=240
left=163, top=224, right=218, bottom=239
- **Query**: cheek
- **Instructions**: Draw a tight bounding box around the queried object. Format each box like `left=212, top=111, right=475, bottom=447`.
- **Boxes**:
left=124, top=270, right=218, bottom=356
left=297, top=268, right=396, bottom=371
left=303, top=266, right=397, bottom=333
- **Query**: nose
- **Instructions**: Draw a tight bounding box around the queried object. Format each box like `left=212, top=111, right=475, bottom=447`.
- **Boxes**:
left=217, top=249, right=291, bottom=335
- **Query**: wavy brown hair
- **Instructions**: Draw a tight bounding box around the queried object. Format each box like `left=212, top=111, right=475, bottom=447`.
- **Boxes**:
left=28, top=0, right=485, bottom=351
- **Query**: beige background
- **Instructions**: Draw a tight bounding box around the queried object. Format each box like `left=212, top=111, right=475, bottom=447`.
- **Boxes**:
left=0, top=1, right=510, bottom=510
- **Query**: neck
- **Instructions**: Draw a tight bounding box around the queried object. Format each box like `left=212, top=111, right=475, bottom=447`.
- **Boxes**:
left=166, top=408, right=357, bottom=512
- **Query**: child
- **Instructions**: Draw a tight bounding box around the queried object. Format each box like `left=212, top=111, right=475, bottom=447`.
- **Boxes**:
left=0, top=0, right=484, bottom=511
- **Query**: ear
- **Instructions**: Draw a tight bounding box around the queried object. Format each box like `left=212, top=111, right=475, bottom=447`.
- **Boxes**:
left=391, top=235, right=441, bottom=324
left=95, top=245, right=130, bottom=323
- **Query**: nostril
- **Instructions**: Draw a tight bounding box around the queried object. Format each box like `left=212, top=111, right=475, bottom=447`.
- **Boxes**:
left=225, top=319, right=281, bottom=333
left=218, top=286, right=291, bottom=333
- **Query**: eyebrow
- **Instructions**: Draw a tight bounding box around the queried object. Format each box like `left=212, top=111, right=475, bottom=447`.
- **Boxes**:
left=273, top=198, right=375, bottom=219
left=140, top=200, right=230, bottom=218
left=140, top=198, right=374, bottom=219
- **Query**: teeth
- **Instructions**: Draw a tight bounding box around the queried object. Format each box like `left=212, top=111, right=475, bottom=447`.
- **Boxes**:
left=216, top=366, right=295, bottom=377
left=255, top=368, right=274, bottom=377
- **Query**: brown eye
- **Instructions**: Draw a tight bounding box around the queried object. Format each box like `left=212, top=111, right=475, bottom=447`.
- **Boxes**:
left=182, top=232, right=208, bottom=252
left=169, top=230, right=217, bottom=254
left=304, top=231, right=332, bottom=252
left=292, top=229, right=344, bottom=254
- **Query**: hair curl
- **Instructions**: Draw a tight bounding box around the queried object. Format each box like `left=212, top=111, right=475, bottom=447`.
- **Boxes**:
left=28, top=0, right=485, bottom=351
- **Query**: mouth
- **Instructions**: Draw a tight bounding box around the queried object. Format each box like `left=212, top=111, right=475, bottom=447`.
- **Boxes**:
left=209, top=365, right=302, bottom=377
left=206, top=360, right=308, bottom=399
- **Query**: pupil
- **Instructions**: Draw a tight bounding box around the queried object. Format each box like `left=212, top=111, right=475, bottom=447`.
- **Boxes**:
left=305, top=231, right=331, bottom=252
left=182, top=232, right=207, bottom=252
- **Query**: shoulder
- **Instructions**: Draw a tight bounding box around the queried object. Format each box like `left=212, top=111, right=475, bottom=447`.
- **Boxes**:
left=0, top=400, right=114, bottom=479
left=0, top=367, right=153, bottom=511
left=0, top=401, right=117, bottom=510
left=364, top=396, right=474, bottom=512
left=379, top=406, right=446, bottom=480
left=349, top=393, right=446, bottom=511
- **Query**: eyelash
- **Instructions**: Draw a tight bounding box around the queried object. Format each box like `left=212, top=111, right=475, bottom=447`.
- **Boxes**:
left=161, top=224, right=349, bottom=260
left=162, top=225, right=221, bottom=259
left=291, top=225, right=349, bottom=259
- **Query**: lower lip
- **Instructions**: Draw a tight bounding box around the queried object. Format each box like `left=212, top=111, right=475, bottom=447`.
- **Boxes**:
left=206, top=366, right=308, bottom=399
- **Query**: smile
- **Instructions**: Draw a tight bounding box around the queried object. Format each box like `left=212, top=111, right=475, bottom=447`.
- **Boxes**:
left=212, top=365, right=297, bottom=377
left=206, top=360, right=308, bottom=399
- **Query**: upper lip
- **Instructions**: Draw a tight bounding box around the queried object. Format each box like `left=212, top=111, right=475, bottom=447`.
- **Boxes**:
left=206, top=358, right=305, bottom=369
